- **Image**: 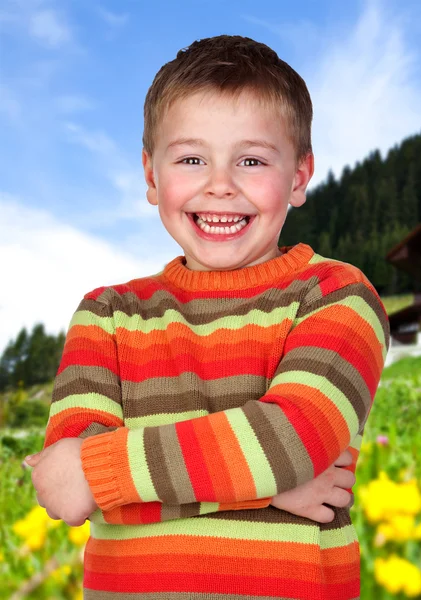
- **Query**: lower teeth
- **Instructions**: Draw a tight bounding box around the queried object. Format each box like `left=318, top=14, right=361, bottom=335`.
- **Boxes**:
left=195, top=215, right=248, bottom=234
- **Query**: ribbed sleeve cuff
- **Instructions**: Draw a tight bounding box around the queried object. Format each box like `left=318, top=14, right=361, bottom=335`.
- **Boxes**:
left=81, top=428, right=132, bottom=511
left=219, top=498, right=272, bottom=511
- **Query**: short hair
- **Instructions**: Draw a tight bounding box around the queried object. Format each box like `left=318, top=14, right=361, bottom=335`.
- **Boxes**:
left=143, top=35, right=313, bottom=164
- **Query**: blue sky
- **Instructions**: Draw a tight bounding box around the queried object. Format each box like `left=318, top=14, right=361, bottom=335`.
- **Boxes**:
left=1, top=0, right=421, bottom=353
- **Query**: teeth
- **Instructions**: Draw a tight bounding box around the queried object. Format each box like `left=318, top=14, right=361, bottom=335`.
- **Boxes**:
left=196, top=213, right=247, bottom=223
left=196, top=215, right=250, bottom=235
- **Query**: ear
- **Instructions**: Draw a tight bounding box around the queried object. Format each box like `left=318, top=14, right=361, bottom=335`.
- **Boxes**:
left=142, top=149, right=158, bottom=206
left=289, top=153, right=314, bottom=208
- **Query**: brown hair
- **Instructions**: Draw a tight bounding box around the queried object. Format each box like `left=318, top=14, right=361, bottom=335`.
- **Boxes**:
left=143, top=35, right=313, bottom=163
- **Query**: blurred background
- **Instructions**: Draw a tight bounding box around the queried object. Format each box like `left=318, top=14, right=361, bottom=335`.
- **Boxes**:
left=1, top=0, right=420, bottom=598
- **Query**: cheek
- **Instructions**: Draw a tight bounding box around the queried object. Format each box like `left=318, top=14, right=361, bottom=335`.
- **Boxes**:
left=160, top=171, right=198, bottom=208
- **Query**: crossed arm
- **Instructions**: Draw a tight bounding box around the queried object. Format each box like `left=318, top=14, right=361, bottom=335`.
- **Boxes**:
left=29, top=274, right=389, bottom=527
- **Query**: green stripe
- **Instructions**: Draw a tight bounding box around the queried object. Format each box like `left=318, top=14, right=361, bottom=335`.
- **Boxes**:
left=271, top=371, right=358, bottom=436
left=350, top=434, right=362, bottom=451
left=199, top=502, right=220, bottom=515
left=112, top=304, right=299, bottom=336
left=70, top=311, right=114, bottom=334
left=308, top=254, right=329, bottom=265
left=90, top=518, right=357, bottom=546
left=89, top=509, right=106, bottom=524
left=125, top=410, right=209, bottom=428
left=296, top=296, right=387, bottom=354
left=225, top=408, right=277, bottom=498
left=49, top=394, right=123, bottom=419
left=127, top=429, right=160, bottom=502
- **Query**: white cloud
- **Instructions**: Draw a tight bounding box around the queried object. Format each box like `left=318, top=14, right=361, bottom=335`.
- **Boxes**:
left=64, top=122, right=157, bottom=219
left=244, top=0, right=421, bottom=186
left=0, top=193, right=170, bottom=354
left=55, top=94, right=94, bottom=114
left=0, top=84, right=21, bottom=122
left=28, top=9, right=72, bottom=47
left=97, top=6, right=129, bottom=28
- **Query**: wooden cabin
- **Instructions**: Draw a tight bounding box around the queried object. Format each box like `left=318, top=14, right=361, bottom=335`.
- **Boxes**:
left=386, top=224, right=421, bottom=344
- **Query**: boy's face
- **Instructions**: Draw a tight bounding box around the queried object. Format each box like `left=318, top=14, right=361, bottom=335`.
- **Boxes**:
left=142, top=90, right=314, bottom=271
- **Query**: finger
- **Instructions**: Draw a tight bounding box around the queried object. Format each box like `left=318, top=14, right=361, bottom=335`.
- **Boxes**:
left=334, top=467, right=356, bottom=489
left=334, top=450, right=353, bottom=467
left=36, top=494, right=45, bottom=508
left=328, top=487, right=352, bottom=508
left=310, top=505, right=335, bottom=524
left=46, top=508, right=61, bottom=520
left=25, top=452, right=43, bottom=466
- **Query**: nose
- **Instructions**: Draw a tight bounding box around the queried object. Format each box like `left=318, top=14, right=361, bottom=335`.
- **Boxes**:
left=204, top=166, right=237, bottom=199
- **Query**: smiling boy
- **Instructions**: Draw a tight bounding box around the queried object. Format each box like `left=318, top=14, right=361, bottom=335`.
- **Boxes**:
left=28, top=35, right=389, bottom=599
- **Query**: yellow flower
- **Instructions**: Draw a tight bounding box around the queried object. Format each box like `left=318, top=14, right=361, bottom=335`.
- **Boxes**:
left=68, top=521, right=90, bottom=546
left=50, top=564, right=71, bottom=583
left=359, top=472, right=421, bottom=523
left=377, top=515, right=418, bottom=542
left=0, top=551, right=4, bottom=562
left=12, top=505, right=61, bottom=550
left=374, top=555, right=421, bottom=597
left=73, top=590, right=83, bottom=600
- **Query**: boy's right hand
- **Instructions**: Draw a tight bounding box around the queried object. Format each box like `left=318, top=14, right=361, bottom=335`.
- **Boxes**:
left=270, top=450, right=356, bottom=523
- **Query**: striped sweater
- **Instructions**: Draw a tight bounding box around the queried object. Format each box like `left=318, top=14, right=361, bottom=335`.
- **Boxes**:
left=44, top=242, right=390, bottom=600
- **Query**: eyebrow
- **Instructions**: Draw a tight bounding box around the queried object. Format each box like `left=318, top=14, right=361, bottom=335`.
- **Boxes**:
left=166, top=138, right=279, bottom=153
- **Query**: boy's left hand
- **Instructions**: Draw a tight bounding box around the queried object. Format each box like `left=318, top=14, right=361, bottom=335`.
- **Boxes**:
left=25, top=438, right=98, bottom=527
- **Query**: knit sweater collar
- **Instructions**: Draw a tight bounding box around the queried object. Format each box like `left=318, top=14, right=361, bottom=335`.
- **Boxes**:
left=162, top=243, right=314, bottom=291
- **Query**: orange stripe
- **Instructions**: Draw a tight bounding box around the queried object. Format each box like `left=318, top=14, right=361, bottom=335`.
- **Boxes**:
left=85, top=546, right=359, bottom=581
left=67, top=324, right=114, bottom=343
left=270, top=385, right=348, bottom=462
left=46, top=408, right=123, bottom=429
left=110, top=428, right=142, bottom=503
left=206, top=411, right=257, bottom=500
left=191, top=416, right=237, bottom=501
left=309, top=305, right=384, bottom=377
left=117, top=339, right=273, bottom=368
left=87, top=536, right=357, bottom=565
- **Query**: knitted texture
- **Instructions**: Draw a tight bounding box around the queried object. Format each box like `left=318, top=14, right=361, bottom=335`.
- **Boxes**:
left=44, top=243, right=390, bottom=599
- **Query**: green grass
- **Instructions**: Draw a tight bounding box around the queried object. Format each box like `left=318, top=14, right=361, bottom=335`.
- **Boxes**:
left=381, top=294, right=414, bottom=315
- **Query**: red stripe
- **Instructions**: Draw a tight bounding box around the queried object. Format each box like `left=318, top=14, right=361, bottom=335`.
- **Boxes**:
left=120, top=355, right=267, bottom=382
left=175, top=419, right=216, bottom=502
left=261, top=393, right=332, bottom=475
left=58, top=350, right=119, bottom=376
left=84, top=570, right=359, bottom=597
left=285, top=330, right=378, bottom=397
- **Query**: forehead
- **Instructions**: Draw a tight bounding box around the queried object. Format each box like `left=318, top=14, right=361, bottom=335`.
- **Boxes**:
left=156, top=90, right=289, bottom=144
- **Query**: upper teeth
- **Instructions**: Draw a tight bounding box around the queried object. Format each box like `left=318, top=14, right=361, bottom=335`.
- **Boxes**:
left=195, top=213, right=247, bottom=223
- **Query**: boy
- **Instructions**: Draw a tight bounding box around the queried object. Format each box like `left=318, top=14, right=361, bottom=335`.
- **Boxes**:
left=27, top=35, right=389, bottom=599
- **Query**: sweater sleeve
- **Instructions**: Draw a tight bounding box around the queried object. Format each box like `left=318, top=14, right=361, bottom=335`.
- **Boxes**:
left=44, top=295, right=269, bottom=525
left=80, top=275, right=390, bottom=512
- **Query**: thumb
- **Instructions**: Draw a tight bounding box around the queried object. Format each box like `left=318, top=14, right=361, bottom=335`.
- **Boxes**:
left=25, top=451, right=43, bottom=466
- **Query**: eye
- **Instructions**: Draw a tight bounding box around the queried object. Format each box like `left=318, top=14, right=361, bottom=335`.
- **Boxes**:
left=241, top=158, right=264, bottom=167
left=180, top=157, right=204, bottom=165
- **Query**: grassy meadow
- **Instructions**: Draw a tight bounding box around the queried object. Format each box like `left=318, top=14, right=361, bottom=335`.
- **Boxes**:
left=0, top=356, right=420, bottom=599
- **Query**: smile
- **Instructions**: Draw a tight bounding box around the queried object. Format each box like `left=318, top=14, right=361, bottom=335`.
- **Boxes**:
left=188, top=213, right=254, bottom=241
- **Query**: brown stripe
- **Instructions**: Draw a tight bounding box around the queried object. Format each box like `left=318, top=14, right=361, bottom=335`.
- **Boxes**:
left=143, top=426, right=177, bottom=504
left=122, top=374, right=267, bottom=418
left=276, top=347, right=371, bottom=426
left=89, top=278, right=309, bottom=325
left=299, top=282, right=390, bottom=347
left=204, top=504, right=353, bottom=531
left=79, top=423, right=119, bottom=438
left=144, top=424, right=196, bottom=505
left=243, top=401, right=313, bottom=492
left=76, top=297, right=110, bottom=317
left=160, top=502, right=204, bottom=521
left=53, top=366, right=121, bottom=403
left=84, top=591, right=304, bottom=600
